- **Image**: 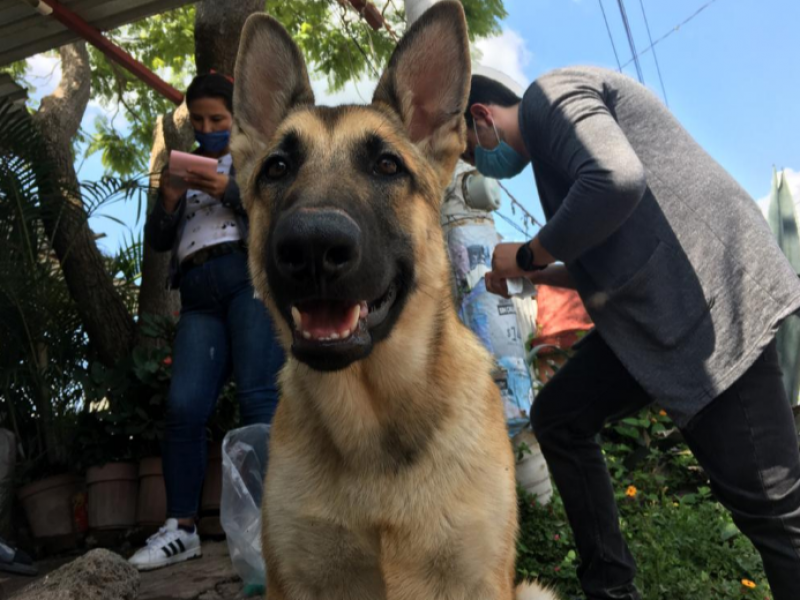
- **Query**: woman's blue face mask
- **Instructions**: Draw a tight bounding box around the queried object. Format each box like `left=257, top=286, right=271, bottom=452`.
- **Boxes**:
left=194, top=130, right=230, bottom=153
left=473, top=119, right=529, bottom=180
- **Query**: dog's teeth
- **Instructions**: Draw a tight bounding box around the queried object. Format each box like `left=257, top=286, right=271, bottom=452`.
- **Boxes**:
left=359, top=301, right=369, bottom=319
left=330, top=332, right=339, bottom=340
left=302, top=330, right=311, bottom=340
left=347, top=304, right=360, bottom=330
left=291, top=307, right=302, bottom=329
left=340, top=328, right=352, bottom=340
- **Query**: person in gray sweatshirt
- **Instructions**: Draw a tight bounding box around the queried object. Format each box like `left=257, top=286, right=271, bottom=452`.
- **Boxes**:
left=463, top=68, right=800, bottom=600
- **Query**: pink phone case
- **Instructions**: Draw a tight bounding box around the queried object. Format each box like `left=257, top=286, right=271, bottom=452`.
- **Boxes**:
left=169, top=150, right=219, bottom=178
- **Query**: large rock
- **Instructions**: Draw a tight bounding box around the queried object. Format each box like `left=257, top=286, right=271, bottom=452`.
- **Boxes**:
left=12, top=549, right=139, bottom=600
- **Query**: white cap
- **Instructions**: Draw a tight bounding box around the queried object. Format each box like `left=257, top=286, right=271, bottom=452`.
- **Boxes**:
left=472, top=64, right=525, bottom=97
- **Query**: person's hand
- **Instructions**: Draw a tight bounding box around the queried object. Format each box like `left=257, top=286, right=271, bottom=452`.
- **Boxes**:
left=492, top=238, right=557, bottom=278
left=184, top=170, right=229, bottom=199
left=491, top=242, right=528, bottom=279
left=485, top=264, right=576, bottom=299
left=160, top=168, right=187, bottom=214
left=485, top=270, right=510, bottom=298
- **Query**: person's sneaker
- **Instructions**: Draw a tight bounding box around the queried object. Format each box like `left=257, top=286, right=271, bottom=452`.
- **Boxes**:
left=128, top=518, right=201, bottom=571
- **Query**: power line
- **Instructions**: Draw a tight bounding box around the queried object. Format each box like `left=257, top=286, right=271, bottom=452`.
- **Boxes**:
left=496, top=181, right=545, bottom=229
left=597, top=0, right=623, bottom=72
left=637, top=0, right=668, bottom=106
left=616, top=0, right=645, bottom=84
left=621, top=0, right=720, bottom=69
left=494, top=211, right=531, bottom=238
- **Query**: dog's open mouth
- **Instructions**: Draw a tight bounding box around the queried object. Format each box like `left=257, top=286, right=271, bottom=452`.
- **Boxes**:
left=290, top=281, right=398, bottom=345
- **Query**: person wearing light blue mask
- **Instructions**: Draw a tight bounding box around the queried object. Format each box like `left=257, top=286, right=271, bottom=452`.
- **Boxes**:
left=464, top=70, right=800, bottom=600
left=137, top=73, right=285, bottom=573
left=471, top=113, right=529, bottom=180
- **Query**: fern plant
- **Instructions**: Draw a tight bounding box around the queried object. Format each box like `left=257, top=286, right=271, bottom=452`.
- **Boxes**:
left=0, top=101, right=146, bottom=477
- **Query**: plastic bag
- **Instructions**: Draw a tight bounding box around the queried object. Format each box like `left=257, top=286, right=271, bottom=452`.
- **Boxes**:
left=221, top=424, right=270, bottom=590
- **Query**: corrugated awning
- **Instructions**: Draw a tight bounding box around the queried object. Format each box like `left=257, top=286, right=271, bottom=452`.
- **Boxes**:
left=0, top=0, right=197, bottom=67
left=0, top=72, right=27, bottom=107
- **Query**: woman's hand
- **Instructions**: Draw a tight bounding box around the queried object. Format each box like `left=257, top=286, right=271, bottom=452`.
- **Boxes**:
left=160, top=168, right=188, bottom=214
left=184, top=170, right=229, bottom=200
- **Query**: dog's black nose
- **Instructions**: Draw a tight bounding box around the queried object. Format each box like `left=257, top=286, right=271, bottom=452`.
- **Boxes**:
left=273, top=209, right=362, bottom=283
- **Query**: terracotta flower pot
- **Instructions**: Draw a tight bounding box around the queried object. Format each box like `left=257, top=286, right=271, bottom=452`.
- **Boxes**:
left=136, top=457, right=167, bottom=535
left=18, top=473, right=82, bottom=545
left=86, top=462, right=138, bottom=531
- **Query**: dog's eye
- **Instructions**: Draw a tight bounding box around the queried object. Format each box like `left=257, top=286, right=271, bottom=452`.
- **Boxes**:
left=264, top=158, right=290, bottom=180
left=374, top=155, right=401, bottom=177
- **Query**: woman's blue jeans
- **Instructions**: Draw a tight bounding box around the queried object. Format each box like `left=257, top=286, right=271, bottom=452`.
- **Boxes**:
left=163, top=250, right=284, bottom=518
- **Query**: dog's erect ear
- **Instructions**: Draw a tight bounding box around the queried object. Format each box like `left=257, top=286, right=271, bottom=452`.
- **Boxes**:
left=232, top=14, right=314, bottom=166
left=372, top=1, right=470, bottom=173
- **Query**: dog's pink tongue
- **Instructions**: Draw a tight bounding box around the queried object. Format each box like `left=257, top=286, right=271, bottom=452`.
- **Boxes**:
left=294, top=301, right=362, bottom=340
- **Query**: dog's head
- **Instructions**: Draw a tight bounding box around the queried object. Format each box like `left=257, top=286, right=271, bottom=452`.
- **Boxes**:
left=231, top=2, right=470, bottom=372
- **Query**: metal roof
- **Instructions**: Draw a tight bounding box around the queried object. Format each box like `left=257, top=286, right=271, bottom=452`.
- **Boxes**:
left=0, top=0, right=197, bottom=67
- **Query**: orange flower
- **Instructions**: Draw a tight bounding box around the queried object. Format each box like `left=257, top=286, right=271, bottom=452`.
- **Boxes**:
left=163, top=356, right=173, bottom=366
left=741, top=579, right=756, bottom=589
left=659, top=410, right=667, bottom=417
left=625, top=486, right=637, bottom=498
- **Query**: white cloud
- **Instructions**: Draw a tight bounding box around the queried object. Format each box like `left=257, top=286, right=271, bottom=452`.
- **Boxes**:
left=757, top=168, right=800, bottom=225
left=474, top=29, right=533, bottom=88
left=25, top=53, right=62, bottom=101
left=311, top=75, right=377, bottom=107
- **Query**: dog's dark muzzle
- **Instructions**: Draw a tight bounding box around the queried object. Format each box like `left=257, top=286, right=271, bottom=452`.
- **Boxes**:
left=273, top=208, right=362, bottom=288
left=267, top=206, right=407, bottom=371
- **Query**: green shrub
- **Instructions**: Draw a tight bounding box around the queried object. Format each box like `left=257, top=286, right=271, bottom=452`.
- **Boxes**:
left=516, top=407, right=772, bottom=600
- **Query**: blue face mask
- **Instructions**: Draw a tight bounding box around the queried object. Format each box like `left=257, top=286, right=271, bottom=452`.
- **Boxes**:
left=473, top=120, right=529, bottom=180
left=195, top=130, right=230, bottom=153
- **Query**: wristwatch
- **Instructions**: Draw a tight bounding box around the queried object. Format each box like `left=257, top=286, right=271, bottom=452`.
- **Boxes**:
left=515, top=240, right=547, bottom=272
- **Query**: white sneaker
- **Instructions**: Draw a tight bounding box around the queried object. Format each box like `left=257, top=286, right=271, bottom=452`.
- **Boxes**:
left=128, top=518, right=202, bottom=571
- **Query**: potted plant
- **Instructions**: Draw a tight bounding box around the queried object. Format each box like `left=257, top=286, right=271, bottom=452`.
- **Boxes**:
left=74, top=314, right=177, bottom=538
left=17, top=466, right=83, bottom=553
left=136, top=456, right=167, bottom=536
left=0, top=103, right=145, bottom=552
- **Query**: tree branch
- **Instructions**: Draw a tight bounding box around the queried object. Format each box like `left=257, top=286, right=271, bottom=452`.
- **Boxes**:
left=36, top=43, right=91, bottom=143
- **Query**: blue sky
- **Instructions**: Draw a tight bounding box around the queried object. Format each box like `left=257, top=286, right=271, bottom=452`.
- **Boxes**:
left=489, top=0, right=800, bottom=241
left=22, top=0, right=800, bottom=250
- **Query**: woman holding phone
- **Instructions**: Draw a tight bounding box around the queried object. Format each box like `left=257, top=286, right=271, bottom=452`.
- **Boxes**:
left=133, top=73, right=284, bottom=571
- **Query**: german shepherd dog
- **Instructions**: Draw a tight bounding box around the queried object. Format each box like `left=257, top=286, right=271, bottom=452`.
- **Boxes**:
left=230, top=3, right=555, bottom=599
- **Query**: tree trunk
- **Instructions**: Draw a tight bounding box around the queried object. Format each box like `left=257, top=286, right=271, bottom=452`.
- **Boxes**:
left=33, top=43, right=135, bottom=367
left=137, top=0, right=265, bottom=334
left=136, top=105, right=192, bottom=331
left=194, top=0, right=264, bottom=75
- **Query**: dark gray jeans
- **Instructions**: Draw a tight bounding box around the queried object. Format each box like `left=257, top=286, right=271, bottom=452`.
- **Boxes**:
left=532, top=333, right=800, bottom=600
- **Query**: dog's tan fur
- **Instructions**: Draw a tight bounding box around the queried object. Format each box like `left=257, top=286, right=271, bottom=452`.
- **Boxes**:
left=231, top=3, right=556, bottom=599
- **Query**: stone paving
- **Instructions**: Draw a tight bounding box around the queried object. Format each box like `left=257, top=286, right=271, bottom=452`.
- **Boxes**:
left=0, top=541, right=260, bottom=600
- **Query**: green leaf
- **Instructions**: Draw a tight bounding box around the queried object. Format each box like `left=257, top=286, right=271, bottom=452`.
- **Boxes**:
left=614, top=425, right=641, bottom=440
left=721, top=522, right=740, bottom=542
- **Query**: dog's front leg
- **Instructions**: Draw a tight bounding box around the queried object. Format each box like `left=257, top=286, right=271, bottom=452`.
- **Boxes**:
left=382, top=559, right=515, bottom=600
left=265, top=514, right=386, bottom=600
